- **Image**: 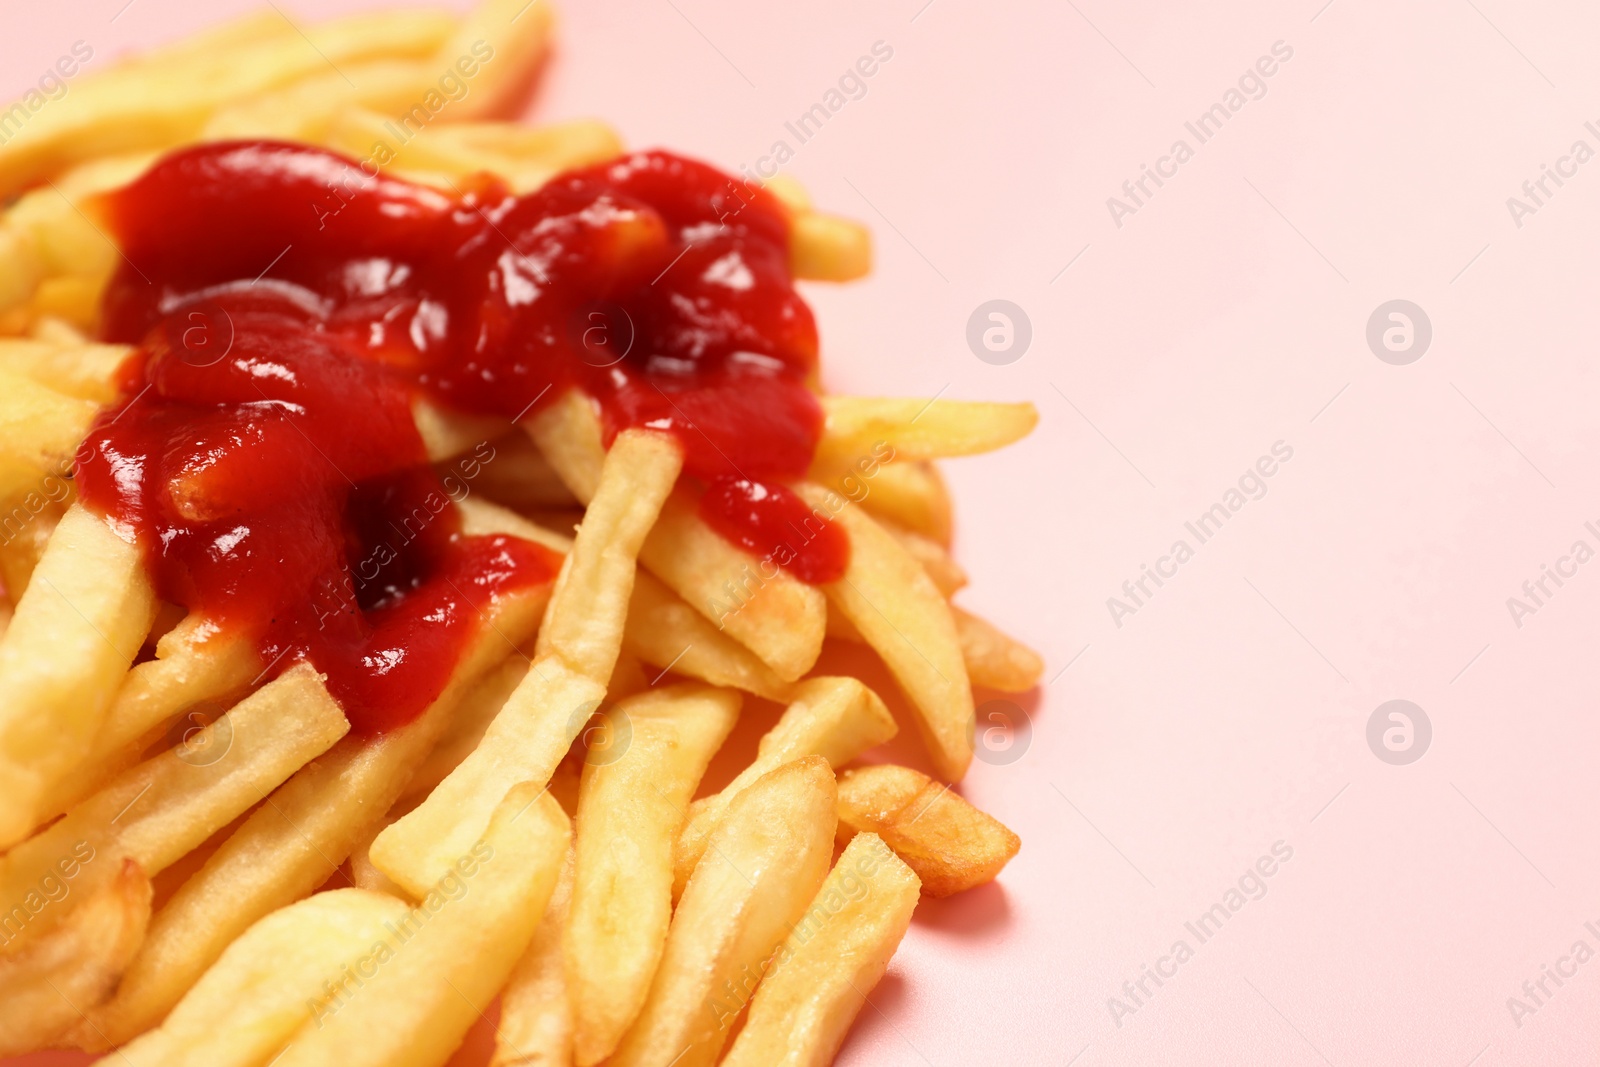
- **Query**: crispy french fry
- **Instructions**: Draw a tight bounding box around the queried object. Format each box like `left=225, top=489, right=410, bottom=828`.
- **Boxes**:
left=0, top=664, right=348, bottom=947
left=0, top=339, right=131, bottom=404
left=568, top=685, right=741, bottom=1065
left=811, top=457, right=952, bottom=546
left=881, top=518, right=966, bottom=596
left=0, top=226, right=43, bottom=318
left=28, top=315, right=89, bottom=345
left=799, top=486, right=973, bottom=781
left=85, top=579, right=551, bottom=1047
left=412, top=398, right=511, bottom=463
left=0, top=368, right=99, bottom=470
left=272, top=784, right=570, bottom=1067
left=536, top=429, right=683, bottom=682
left=0, top=503, right=157, bottom=846
left=609, top=756, right=837, bottom=1067
left=789, top=211, right=871, bottom=282
left=0, top=486, right=67, bottom=602
left=104, top=889, right=411, bottom=1067
left=673, top=676, right=894, bottom=897
left=835, top=764, right=1020, bottom=897
left=492, top=849, right=576, bottom=1067
left=432, top=0, right=556, bottom=121
left=346, top=807, right=413, bottom=900
left=816, top=397, right=1038, bottom=466
left=720, top=833, right=920, bottom=1067
left=526, top=391, right=827, bottom=681
left=459, top=429, right=579, bottom=511
left=399, top=654, right=528, bottom=806
left=0, top=858, right=151, bottom=1057
left=955, top=606, right=1043, bottom=692
left=623, top=568, right=794, bottom=703
left=202, top=60, right=442, bottom=142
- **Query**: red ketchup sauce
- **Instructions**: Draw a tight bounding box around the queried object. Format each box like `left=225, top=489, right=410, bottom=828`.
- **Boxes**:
left=77, top=142, right=848, bottom=732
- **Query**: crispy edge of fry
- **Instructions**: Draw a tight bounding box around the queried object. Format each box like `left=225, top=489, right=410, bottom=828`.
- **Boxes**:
left=535, top=428, right=684, bottom=682
left=568, top=685, right=741, bottom=1065
left=623, top=568, right=795, bottom=703
left=83, top=577, right=553, bottom=1048
left=608, top=756, right=838, bottom=1067
left=836, top=763, right=1021, bottom=897
left=954, top=605, right=1043, bottom=693
left=816, top=397, right=1039, bottom=465
left=526, top=390, right=827, bottom=682
left=104, top=888, right=411, bottom=1067
left=0, top=502, right=158, bottom=847
left=719, top=832, right=920, bottom=1067
left=0, top=858, right=151, bottom=1057
left=672, top=676, right=895, bottom=898
left=799, top=484, right=974, bottom=781
left=272, top=785, right=570, bottom=1067
left=0, top=664, right=349, bottom=946
left=490, top=847, right=576, bottom=1067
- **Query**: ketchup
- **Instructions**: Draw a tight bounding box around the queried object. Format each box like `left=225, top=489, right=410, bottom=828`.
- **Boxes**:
left=77, top=143, right=848, bottom=731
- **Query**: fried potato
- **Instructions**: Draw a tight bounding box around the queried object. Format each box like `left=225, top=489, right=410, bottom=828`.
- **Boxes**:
left=535, top=429, right=683, bottom=682
left=835, top=764, right=1020, bottom=897
left=412, top=398, right=511, bottom=464
left=798, top=486, right=974, bottom=781
left=0, top=226, right=43, bottom=318
left=105, top=889, right=411, bottom=1067
left=492, top=848, right=575, bottom=1067
left=608, top=756, right=838, bottom=1067
left=0, top=503, right=157, bottom=846
left=623, top=569, right=795, bottom=703
left=568, top=685, right=741, bottom=1065
left=816, top=397, right=1038, bottom=467
left=810, top=455, right=952, bottom=546
left=720, top=832, right=920, bottom=1067
left=0, top=486, right=67, bottom=603
left=526, top=390, right=827, bottom=682
left=955, top=606, right=1043, bottom=692
left=789, top=212, right=871, bottom=282
left=0, top=368, right=99, bottom=470
left=0, top=665, right=348, bottom=946
left=399, top=654, right=528, bottom=806
left=85, top=582, right=551, bottom=1047
left=458, top=429, right=579, bottom=511
left=272, top=784, right=570, bottom=1067
left=881, top=517, right=966, bottom=596
left=673, top=676, right=895, bottom=898
left=433, top=0, right=556, bottom=121
left=0, top=339, right=131, bottom=404
left=0, top=858, right=151, bottom=1057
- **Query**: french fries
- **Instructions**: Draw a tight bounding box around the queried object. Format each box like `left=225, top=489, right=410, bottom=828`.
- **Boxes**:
left=673, top=676, right=896, bottom=898
left=0, top=3, right=1038, bottom=1062
left=835, top=763, right=1021, bottom=897
left=609, top=756, right=839, bottom=1067
left=720, top=832, right=921, bottom=1067
left=568, top=685, right=741, bottom=1064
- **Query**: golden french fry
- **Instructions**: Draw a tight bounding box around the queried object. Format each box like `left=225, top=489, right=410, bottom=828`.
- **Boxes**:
left=810, top=454, right=952, bottom=546
left=412, top=398, right=511, bottom=463
left=0, top=858, right=151, bottom=1057
left=0, top=226, right=44, bottom=321
left=104, top=889, right=411, bottom=1067
left=673, top=676, right=894, bottom=897
left=28, top=315, right=90, bottom=344
left=535, top=429, right=683, bottom=682
left=720, top=833, right=920, bottom=1067
left=492, top=848, right=575, bottom=1067
left=0, top=368, right=99, bottom=470
left=273, top=784, right=570, bottom=1067
left=346, top=807, right=413, bottom=900
left=568, top=685, right=741, bottom=1065
left=461, top=430, right=579, bottom=511
left=881, top=517, right=966, bottom=596
left=836, top=763, right=1020, bottom=897
left=0, top=664, right=348, bottom=947
left=799, top=486, right=974, bottom=780
left=399, top=654, right=528, bottom=807
left=955, top=606, right=1043, bottom=692
left=0, top=339, right=131, bottom=404
left=609, top=756, right=838, bottom=1067
left=623, top=569, right=794, bottom=703
left=0, top=485, right=67, bottom=603
left=817, top=397, right=1038, bottom=466
left=203, top=60, right=441, bottom=142
left=431, top=0, right=556, bottom=121
left=526, top=391, right=827, bottom=682
left=0, top=503, right=157, bottom=846
left=789, top=211, right=871, bottom=282
left=86, top=579, right=551, bottom=1047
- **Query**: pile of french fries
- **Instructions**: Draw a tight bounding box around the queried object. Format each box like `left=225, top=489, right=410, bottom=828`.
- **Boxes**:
left=0, top=2, right=1041, bottom=1064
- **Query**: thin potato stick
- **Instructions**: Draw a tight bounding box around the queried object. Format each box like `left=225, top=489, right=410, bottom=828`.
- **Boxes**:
left=103, top=889, right=411, bottom=1067
left=568, top=685, right=741, bottom=1065
left=83, top=564, right=552, bottom=1047
left=491, top=848, right=576, bottom=1067
left=812, top=457, right=952, bottom=546
left=954, top=605, right=1044, bottom=692
left=430, top=0, right=556, bottom=121
left=0, top=367, right=99, bottom=470
left=272, top=785, right=570, bottom=1067
left=623, top=569, right=795, bottom=703
left=815, top=397, right=1038, bottom=466
left=798, top=483, right=974, bottom=781
left=788, top=211, right=871, bottom=282
left=608, top=756, right=837, bottom=1067
left=0, top=503, right=157, bottom=847
left=0, top=339, right=132, bottom=404
left=373, top=430, right=681, bottom=897
left=0, top=665, right=349, bottom=947
left=719, top=833, right=921, bottom=1067
left=672, top=677, right=894, bottom=898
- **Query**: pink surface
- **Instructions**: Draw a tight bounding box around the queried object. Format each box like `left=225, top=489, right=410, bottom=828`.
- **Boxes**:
left=6, top=1, right=1599, bottom=1064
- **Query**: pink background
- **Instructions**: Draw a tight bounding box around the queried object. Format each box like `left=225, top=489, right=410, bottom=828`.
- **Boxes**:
left=6, top=0, right=1599, bottom=1064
